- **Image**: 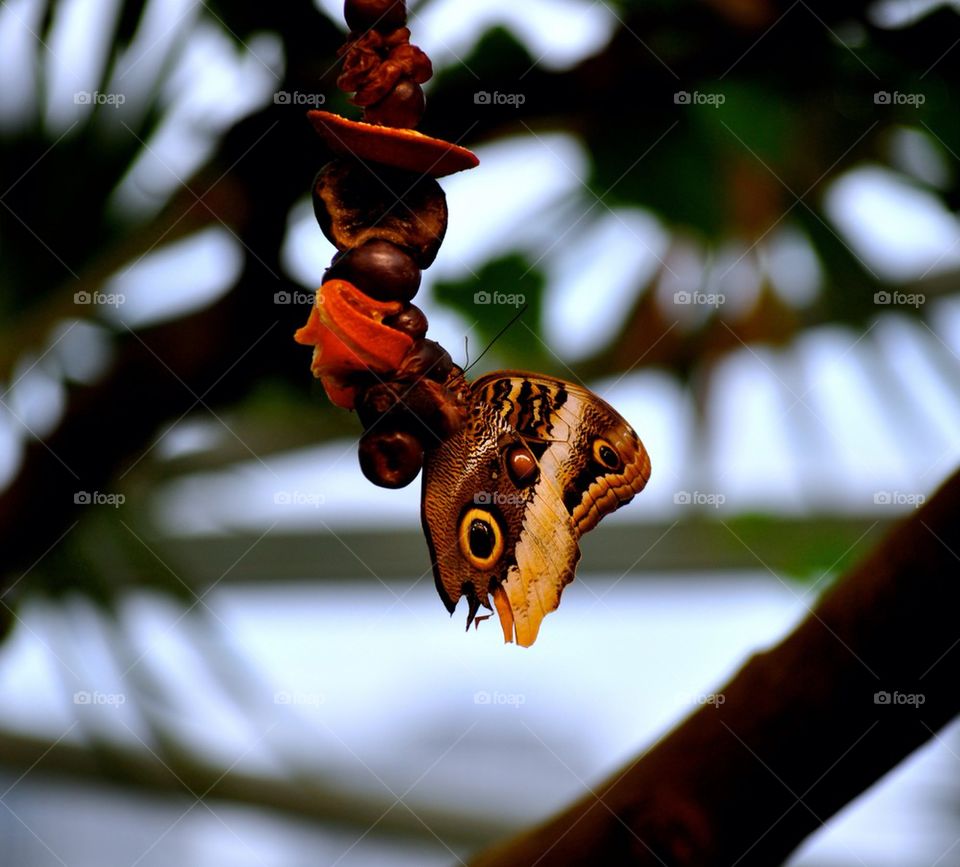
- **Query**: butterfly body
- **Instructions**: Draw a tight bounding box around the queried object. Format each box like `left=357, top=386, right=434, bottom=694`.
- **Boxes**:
left=421, top=371, right=651, bottom=647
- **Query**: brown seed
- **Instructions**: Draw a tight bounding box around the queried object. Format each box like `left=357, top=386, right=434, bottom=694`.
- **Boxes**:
left=363, top=79, right=426, bottom=129
left=324, top=239, right=421, bottom=303
left=358, top=428, right=423, bottom=488
left=344, top=0, right=407, bottom=32
left=383, top=303, right=428, bottom=339
left=313, top=158, right=448, bottom=268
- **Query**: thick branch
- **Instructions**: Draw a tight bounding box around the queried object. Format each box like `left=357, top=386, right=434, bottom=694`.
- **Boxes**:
left=469, top=467, right=960, bottom=866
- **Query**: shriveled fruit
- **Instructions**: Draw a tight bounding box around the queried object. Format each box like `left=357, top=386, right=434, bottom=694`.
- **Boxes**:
left=313, top=158, right=448, bottom=267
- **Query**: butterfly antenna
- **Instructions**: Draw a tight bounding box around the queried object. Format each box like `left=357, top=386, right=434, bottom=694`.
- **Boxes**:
left=462, top=303, right=529, bottom=375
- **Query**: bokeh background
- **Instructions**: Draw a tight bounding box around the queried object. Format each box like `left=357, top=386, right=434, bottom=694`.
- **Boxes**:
left=1, top=0, right=960, bottom=864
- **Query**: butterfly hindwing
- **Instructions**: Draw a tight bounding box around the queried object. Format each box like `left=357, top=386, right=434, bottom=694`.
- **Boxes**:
left=421, top=372, right=651, bottom=647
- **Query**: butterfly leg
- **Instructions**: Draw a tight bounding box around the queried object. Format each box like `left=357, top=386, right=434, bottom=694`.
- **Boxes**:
left=464, top=590, right=493, bottom=632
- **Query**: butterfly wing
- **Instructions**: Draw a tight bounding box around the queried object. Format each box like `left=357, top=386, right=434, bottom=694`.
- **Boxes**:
left=421, top=372, right=651, bottom=646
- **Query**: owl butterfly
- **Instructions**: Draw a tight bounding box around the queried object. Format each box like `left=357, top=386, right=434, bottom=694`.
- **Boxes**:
left=422, top=372, right=651, bottom=647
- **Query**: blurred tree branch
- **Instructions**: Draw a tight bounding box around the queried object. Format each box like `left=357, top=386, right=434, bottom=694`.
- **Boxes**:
left=0, top=726, right=508, bottom=847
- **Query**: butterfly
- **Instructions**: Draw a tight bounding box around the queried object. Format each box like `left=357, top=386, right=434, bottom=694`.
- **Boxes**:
left=421, top=371, right=651, bottom=647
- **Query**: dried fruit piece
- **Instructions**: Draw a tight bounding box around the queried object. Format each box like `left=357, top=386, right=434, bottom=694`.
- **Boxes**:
left=308, top=110, right=478, bottom=178
left=358, top=427, right=424, bottom=488
left=324, top=239, right=421, bottom=302
left=338, top=27, right=431, bottom=106
left=293, top=278, right=413, bottom=409
left=313, top=158, right=448, bottom=267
